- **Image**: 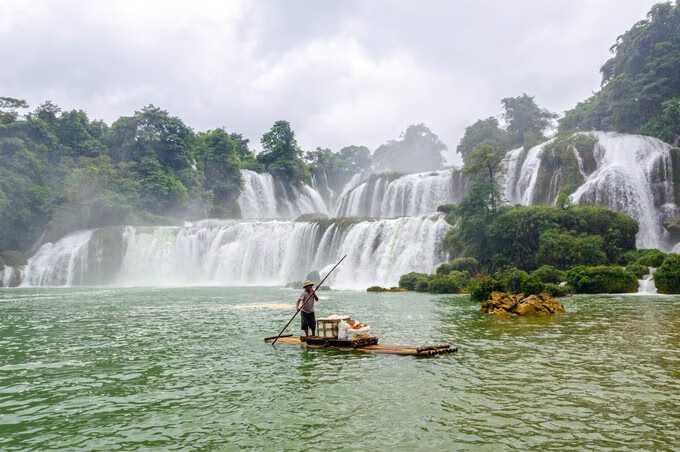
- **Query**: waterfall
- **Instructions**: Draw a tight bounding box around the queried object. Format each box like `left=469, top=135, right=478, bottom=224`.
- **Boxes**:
left=238, top=169, right=330, bottom=219
left=20, top=215, right=450, bottom=288
left=503, top=132, right=678, bottom=249
left=335, top=170, right=467, bottom=218
left=238, top=170, right=279, bottom=219
left=13, top=131, right=679, bottom=289
left=637, top=268, right=657, bottom=294
left=20, top=230, right=94, bottom=287
left=1, top=266, right=17, bottom=287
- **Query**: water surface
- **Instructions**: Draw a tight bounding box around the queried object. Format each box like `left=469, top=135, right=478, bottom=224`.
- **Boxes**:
left=1, top=288, right=678, bottom=450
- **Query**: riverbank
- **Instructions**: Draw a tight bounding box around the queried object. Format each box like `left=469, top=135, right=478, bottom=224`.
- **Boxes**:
left=1, top=286, right=678, bottom=450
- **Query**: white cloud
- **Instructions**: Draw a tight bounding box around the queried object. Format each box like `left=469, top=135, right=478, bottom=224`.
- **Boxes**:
left=0, top=0, right=661, bottom=165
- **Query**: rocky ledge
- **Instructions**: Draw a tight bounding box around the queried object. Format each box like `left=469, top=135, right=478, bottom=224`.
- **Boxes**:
left=481, top=291, right=566, bottom=315
left=367, top=286, right=408, bottom=292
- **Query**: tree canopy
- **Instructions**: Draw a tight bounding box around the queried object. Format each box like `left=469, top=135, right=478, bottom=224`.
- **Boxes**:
left=373, top=124, right=447, bottom=173
left=456, top=94, right=556, bottom=163
left=559, top=1, right=680, bottom=144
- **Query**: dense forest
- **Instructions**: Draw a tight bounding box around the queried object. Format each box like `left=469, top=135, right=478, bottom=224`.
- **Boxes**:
left=0, top=98, right=451, bottom=259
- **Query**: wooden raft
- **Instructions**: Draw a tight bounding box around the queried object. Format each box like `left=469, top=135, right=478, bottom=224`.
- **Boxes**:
left=264, top=334, right=457, bottom=357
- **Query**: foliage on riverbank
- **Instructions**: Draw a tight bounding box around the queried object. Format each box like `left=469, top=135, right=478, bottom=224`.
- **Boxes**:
left=443, top=204, right=638, bottom=272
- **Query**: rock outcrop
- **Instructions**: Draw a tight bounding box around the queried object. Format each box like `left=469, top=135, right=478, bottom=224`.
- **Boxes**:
left=367, top=286, right=408, bottom=292
left=481, top=291, right=566, bottom=315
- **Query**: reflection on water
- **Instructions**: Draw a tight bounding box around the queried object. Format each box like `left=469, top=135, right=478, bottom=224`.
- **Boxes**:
left=0, top=287, right=678, bottom=449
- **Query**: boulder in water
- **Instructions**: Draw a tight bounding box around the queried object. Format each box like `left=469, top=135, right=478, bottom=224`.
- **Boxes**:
left=481, top=291, right=565, bottom=315
left=367, top=286, right=407, bottom=292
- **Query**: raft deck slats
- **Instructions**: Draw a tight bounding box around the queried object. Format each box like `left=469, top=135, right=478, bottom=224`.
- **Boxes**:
left=265, top=336, right=457, bottom=356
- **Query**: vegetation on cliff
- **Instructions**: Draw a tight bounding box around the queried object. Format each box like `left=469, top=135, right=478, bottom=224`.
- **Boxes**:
left=558, top=1, right=680, bottom=145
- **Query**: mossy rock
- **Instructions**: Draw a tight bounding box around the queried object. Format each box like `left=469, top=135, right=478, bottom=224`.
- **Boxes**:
left=295, top=213, right=329, bottom=222
left=0, top=250, right=27, bottom=266
left=532, top=132, right=597, bottom=204
left=367, top=286, right=407, bottom=292
left=664, top=217, right=680, bottom=241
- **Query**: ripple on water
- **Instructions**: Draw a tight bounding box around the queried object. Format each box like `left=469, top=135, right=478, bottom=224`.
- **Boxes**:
left=0, top=288, right=679, bottom=450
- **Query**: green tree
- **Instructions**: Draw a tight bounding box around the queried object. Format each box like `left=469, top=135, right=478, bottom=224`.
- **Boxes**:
left=230, top=133, right=254, bottom=161
left=463, top=144, right=506, bottom=213
left=501, top=94, right=557, bottom=147
left=0, top=97, right=29, bottom=124
left=559, top=1, right=680, bottom=143
left=373, top=124, right=446, bottom=173
left=197, top=128, right=243, bottom=218
left=47, top=156, right=137, bottom=237
left=257, top=120, right=308, bottom=184
left=108, top=105, right=194, bottom=170
left=456, top=117, right=507, bottom=165
left=131, top=158, right=188, bottom=213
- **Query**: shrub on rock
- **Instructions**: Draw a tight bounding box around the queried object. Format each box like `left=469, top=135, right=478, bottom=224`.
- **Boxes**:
left=398, top=272, right=429, bottom=291
left=654, top=254, right=680, bottom=294
left=520, top=275, right=546, bottom=295
left=449, top=257, right=479, bottom=275
left=504, top=269, right=529, bottom=294
left=543, top=283, right=571, bottom=297
left=470, top=279, right=508, bottom=302
left=622, top=249, right=667, bottom=267
left=435, top=263, right=453, bottom=275
left=626, top=262, right=649, bottom=279
left=531, top=265, right=565, bottom=284
left=428, top=274, right=460, bottom=294
left=566, top=265, right=638, bottom=293
left=415, top=280, right=430, bottom=292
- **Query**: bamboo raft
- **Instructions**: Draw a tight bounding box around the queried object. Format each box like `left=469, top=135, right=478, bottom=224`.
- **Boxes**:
left=264, top=334, right=457, bottom=357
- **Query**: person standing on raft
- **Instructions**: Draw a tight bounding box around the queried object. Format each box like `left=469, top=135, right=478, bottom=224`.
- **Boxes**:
left=297, top=280, right=319, bottom=337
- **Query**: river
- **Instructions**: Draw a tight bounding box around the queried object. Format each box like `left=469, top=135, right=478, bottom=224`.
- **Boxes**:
left=1, top=287, right=678, bottom=450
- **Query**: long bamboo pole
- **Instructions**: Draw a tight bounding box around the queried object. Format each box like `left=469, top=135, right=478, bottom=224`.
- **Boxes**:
left=271, top=255, right=347, bottom=345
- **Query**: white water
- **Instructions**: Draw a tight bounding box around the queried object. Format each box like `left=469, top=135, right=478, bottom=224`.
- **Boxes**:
left=637, top=268, right=657, bottom=294
left=335, top=170, right=466, bottom=218
left=20, top=230, right=94, bottom=287
left=238, top=170, right=279, bottom=219
left=1, top=266, right=14, bottom=287
left=503, top=132, right=678, bottom=249
left=238, top=170, right=330, bottom=219
left=15, top=131, right=680, bottom=288
left=22, top=215, right=450, bottom=288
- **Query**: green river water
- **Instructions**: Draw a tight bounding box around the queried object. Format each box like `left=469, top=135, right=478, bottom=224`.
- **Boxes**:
left=0, top=287, right=679, bottom=450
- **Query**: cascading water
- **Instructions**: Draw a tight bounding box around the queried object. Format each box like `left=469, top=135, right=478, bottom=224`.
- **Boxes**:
left=637, top=268, right=657, bottom=294
left=20, top=230, right=94, bottom=286
left=503, top=132, right=678, bottom=249
left=15, top=131, right=680, bottom=288
left=21, top=215, right=450, bottom=288
left=1, top=266, right=17, bottom=287
left=335, top=170, right=467, bottom=218
left=238, top=170, right=279, bottom=219
left=238, top=169, right=330, bottom=219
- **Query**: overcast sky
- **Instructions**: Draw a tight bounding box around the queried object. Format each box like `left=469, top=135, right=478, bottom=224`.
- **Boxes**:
left=0, top=0, right=660, bottom=164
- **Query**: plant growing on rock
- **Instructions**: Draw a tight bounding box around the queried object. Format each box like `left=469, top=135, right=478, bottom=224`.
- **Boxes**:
left=398, top=272, right=429, bottom=291
left=531, top=265, right=566, bottom=284
left=566, top=266, right=638, bottom=294
left=653, top=254, right=680, bottom=294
